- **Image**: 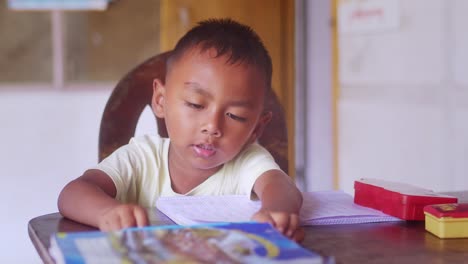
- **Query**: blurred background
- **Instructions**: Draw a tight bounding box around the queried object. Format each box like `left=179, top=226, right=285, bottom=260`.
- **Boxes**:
left=1, top=0, right=467, bottom=262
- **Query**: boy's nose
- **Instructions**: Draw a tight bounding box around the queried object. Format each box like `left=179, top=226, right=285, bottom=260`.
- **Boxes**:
left=202, top=128, right=221, bottom=137
left=201, top=112, right=223, bottom=137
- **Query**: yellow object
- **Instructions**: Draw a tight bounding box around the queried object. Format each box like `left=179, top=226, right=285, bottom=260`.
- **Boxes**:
left=424, top=204, right=468, bottom=239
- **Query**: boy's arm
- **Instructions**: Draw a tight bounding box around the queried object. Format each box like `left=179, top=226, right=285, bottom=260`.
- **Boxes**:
left=57, top=169, right=148, bottom=231
left=252, top=169, right=304, bottom=242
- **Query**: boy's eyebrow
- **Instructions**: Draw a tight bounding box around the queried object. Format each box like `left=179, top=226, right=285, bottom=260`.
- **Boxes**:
left=184, top=82, right=212, bottom=98
left=229, top=99, right=254, bottom=108
left=183, top=81, right=254, bottom=108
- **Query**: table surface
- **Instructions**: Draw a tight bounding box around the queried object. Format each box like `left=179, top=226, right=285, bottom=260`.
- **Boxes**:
left=29, top=192, right=468, bottom=264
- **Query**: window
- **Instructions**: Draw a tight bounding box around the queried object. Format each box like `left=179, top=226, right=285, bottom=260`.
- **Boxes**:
left=0, top=0, right=161, bottom=89
left=0, top=2, right=52, bottom=83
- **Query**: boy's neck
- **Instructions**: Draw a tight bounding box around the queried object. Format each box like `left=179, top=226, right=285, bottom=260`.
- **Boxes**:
left=167, top=145, right=223, bottom=194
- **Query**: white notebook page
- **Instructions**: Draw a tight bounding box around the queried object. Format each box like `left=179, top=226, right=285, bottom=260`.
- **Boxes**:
left=156, top=191, right=401, bottom=226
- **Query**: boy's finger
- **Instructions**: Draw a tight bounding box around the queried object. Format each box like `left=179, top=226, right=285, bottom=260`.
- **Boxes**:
left=119, top=211, right=137, bottom=228
left=285, top=214, right=300, bottom=237
left=292, top=227, right=305, bottom=242
left=99, top=222, right=110, bottom=232
left=133, top=206, right=149, bottom=227
left=251, top=211, right=275, bottom=225
left=106, top=217, right=122, bottom=231
left=271, top=212, right=290, bottom=233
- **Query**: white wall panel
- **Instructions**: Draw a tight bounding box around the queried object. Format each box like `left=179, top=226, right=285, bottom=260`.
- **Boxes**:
left=451, top=0, right=468, bottom=86
left=338, top=100, right=448, bottom=194
left=0, top=91, right=109, bottom=262
left=339, top=0, right=445, bottom=86
left=303, top=0, right=334, bottom=191
left=336, top=0, right=468, bottom=194
left=454, top=107, right=468, bottom=191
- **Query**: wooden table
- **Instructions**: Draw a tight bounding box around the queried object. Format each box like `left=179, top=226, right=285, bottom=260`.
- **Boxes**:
left=29, top=192, right=468, bottom=264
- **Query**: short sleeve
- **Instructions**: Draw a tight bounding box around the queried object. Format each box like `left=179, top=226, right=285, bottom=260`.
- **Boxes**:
left=93, top=135, right=166, bottom=206
left=233, top=143, right=282, bottom=195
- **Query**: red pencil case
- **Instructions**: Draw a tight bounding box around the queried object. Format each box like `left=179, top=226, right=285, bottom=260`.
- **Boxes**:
left=354, top=178, right=458, bottom=220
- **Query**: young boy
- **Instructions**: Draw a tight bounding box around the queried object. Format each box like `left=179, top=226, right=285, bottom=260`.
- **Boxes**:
left=58, top=18, right=304, bottom=242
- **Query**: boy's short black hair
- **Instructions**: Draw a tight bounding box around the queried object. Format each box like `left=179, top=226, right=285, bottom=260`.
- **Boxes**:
left=167, top=18, right=273, bottom=90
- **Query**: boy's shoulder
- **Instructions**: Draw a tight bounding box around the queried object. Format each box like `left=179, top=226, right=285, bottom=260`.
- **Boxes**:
left=231, top=142, right=275, bottom=164
left=130, top=134, right=168, bottom=144
left=127, top=134, right=170, bottom=152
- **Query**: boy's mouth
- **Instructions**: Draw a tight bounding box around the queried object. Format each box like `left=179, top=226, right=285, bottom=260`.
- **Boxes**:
left=193, top=144, right=216, bottom=158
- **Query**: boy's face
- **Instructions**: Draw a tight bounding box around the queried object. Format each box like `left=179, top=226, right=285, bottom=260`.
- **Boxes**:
left=152, top=47, right=269, bottom=174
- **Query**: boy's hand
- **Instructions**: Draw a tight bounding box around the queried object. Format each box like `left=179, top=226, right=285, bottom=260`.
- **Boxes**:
left=97, top=204, right=149, bottom=231
left=252, top=208, right=305, bottom=242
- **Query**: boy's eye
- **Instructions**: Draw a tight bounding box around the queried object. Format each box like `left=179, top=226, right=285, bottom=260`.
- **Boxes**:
left=185, top=101, right=203, bottom=109
left=226, top=112, right=247, bottom=122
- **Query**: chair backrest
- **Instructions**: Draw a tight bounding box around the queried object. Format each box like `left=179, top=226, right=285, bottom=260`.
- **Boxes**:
left=98, top=51, right=289, bottom=173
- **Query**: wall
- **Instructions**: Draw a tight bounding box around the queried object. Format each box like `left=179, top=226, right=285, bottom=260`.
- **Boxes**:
left=338, top=0, right=468, bottom=193
left=297, top=0, right=335, bottom=192
left=0, top=90, right=156, bottom=263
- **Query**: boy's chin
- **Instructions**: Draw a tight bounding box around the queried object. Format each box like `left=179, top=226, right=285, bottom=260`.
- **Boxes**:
left=190, top=160, right=225, bottom=171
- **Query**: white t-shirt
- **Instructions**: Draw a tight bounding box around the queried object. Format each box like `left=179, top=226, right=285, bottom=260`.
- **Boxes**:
left=94, top=135, right=281, bottom=207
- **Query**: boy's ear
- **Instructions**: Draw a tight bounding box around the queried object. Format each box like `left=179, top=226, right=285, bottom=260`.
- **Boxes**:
left=248, top=111, right=273, bottom=144
left=152, top=79, right=166, bottom=118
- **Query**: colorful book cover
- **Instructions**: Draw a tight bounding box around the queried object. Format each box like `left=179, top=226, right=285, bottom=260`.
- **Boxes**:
left=49, top=222, right=325, bottom=264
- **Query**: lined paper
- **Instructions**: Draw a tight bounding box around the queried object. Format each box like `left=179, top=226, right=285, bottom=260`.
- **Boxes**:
left=156, top=191, right=401, bottom=226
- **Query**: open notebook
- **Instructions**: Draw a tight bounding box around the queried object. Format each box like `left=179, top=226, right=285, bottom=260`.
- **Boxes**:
left=156, top=190, right=401, bottom=226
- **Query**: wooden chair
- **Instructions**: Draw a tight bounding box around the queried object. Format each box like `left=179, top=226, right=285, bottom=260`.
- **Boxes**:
left=98, top=51, right=289, bottom=173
